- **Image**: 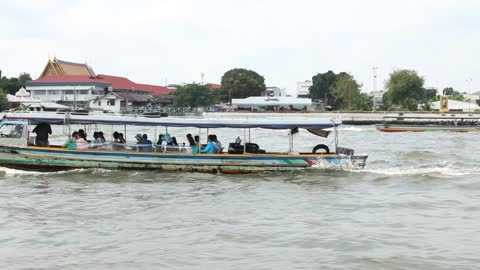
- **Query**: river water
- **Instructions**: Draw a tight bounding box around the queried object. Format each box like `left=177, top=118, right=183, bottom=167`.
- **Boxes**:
left=1, top=124, right=480, bottom=269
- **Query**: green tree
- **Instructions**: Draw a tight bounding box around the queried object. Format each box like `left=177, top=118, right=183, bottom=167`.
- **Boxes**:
left=173, top=83, right=214, bottom=107
left=442, top=87, right=454, bottom=95
left=0, top=89, right=10, bottom=112
left=423, top=88, right=437, bottom=101
left=451, top=91, right=466, bottom=101
left=331, top=73, right=361, bottom=110
left=384, top=69, right=425, bottom=111
left=0, top=72, right=31, bottom=95
left=18, top=72, right=32, bottom=86
left=352, top=92, right=373, bottom=111
left=218, top=68, right=266, bottom=103
left=309, top=70, right=337, bottom=104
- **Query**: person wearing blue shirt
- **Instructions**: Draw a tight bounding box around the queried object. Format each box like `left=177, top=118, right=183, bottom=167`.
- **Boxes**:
left=136, top=134, right=153, bottom=152
left=201, top=135, right=217, bottom=154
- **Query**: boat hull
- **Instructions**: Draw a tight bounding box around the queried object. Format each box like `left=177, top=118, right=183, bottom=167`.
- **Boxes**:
left=0, top=146, right=367, bottom=173
left=376, top=124, right=480, bottom=132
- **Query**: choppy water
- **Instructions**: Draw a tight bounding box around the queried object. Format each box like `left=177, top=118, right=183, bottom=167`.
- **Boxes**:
left=1, top=125, right=480, bottom=269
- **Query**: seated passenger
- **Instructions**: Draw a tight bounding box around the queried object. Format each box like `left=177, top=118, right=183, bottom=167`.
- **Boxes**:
left=93, top=131, right=106, bottom=149
left=200, top=135, right=216, bottom=154
left=156, top=134, right=168, bottom=152
left=194, top=135, right=201, bottom=154
left=78, top=129, right=87, bottom=140
left=118, top=133, right=126, bottom=144
left=97, top=131, right=106, bottom=143
left=9, top=125, right=24, bottom=138
left=156, top=134, right=165, bottom=145
left=112, top=131, right=124, bottom=151
left=212, top=135, right=222, bottom=154
left=171, top=137, right=179, bottom=146
left=186, top=133, right=197, bottom=154
left=163, top=133, right=174, bottom=145
left=136, top=133, right=153, bottom=152
left=64, top=131, right=77, bottom=150
left=75, top=132, right=89, bottom=150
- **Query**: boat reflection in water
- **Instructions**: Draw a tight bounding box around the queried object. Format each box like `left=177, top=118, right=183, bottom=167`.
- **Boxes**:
left=0, top=113, right=367, bottom=173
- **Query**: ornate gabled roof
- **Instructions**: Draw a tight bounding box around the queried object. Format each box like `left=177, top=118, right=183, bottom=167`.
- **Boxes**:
left=27, top=75, right=173, bottom=95
left=40, top=57, right=96, bottom=78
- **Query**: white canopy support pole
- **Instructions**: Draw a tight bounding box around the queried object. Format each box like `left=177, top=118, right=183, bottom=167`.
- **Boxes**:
left=198, top=128, right=201, bottom=154
left=124, top=124, right=127, bottom=141
left=248, top=128, right=251, bottom=143
left=243, top=128, right=246, bottom=154
left=334, top=121, right=339, bottom=151
left=152, top=126, right=157, bottom=152
left=288, top=131, right=293, bottom=154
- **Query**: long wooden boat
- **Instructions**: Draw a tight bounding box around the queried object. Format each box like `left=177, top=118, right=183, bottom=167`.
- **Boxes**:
left=376, top=114, right=480, bottom=132
left=0, top=112, right=368, bottom=173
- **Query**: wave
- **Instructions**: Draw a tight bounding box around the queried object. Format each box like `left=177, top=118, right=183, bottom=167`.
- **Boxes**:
left=359, top=165, right=480, bottom=177
left=0, top=167, right=95, bottom=176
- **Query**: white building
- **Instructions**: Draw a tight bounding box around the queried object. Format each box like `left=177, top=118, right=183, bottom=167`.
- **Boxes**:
left=89, top=91, right=155, bottom=113
left=232, top=96, right=314, bottom=111
left=432, top=99, right=480, bottom=112
left=295, top=81, right=312, bottom=97
left=265, top=86, right=286, bottom=97
left=371, top=90, right=385, bottom=110
left=431, top=99, right=480, bottom=112
left=464, top=91, right=480, bottom=102
left=25, top=77, right=110, bottom=108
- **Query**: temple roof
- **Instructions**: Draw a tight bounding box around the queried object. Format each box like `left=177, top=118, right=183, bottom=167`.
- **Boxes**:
left=40, top=57, right=96, bottom=78
left=27, top=74, right=173, bottom=95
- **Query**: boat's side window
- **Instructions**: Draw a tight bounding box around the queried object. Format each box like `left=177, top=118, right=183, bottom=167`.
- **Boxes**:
left=0, top=124, right=24, bottom=138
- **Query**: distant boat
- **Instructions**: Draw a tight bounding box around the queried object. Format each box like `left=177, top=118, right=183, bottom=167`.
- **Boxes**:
left=0, top=112, right=368, bottom=173
left=376, top=113, right=480, bottom=132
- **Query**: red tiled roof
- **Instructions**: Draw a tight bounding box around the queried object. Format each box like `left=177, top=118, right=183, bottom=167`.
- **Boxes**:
left=206, top=83, right=221, bottom=90
left=28, top=74, right=173, bottom=95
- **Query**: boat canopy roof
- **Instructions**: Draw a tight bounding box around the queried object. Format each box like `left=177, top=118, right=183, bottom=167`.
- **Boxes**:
left=3, top=113, right=341, bottom=130
left=383, top=113, right=480, bottom=120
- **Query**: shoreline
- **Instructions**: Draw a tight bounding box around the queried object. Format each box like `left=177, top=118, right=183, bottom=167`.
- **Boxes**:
left=203, top=111, right=480, bottom=125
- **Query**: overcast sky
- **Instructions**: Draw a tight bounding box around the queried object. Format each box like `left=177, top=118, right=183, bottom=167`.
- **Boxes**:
left=1, top=0, right=479, bottom=94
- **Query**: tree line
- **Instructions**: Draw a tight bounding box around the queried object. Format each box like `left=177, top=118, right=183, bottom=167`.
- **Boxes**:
left=1, top=68, right=468, bottom=112
left=0, top=71, right=32, bottom=111
left=174, top=68, right=460, bottom=111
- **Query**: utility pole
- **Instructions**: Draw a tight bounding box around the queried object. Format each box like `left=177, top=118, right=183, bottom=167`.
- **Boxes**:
left=372, top=66, right=378, bottom=92
left=372, top=66, right=378, bottom=110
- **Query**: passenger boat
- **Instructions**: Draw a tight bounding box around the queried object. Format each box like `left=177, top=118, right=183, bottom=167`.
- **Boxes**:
left=376, top=113, right=480, bottom=132
left=0, top=112, right=368, bottom=173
